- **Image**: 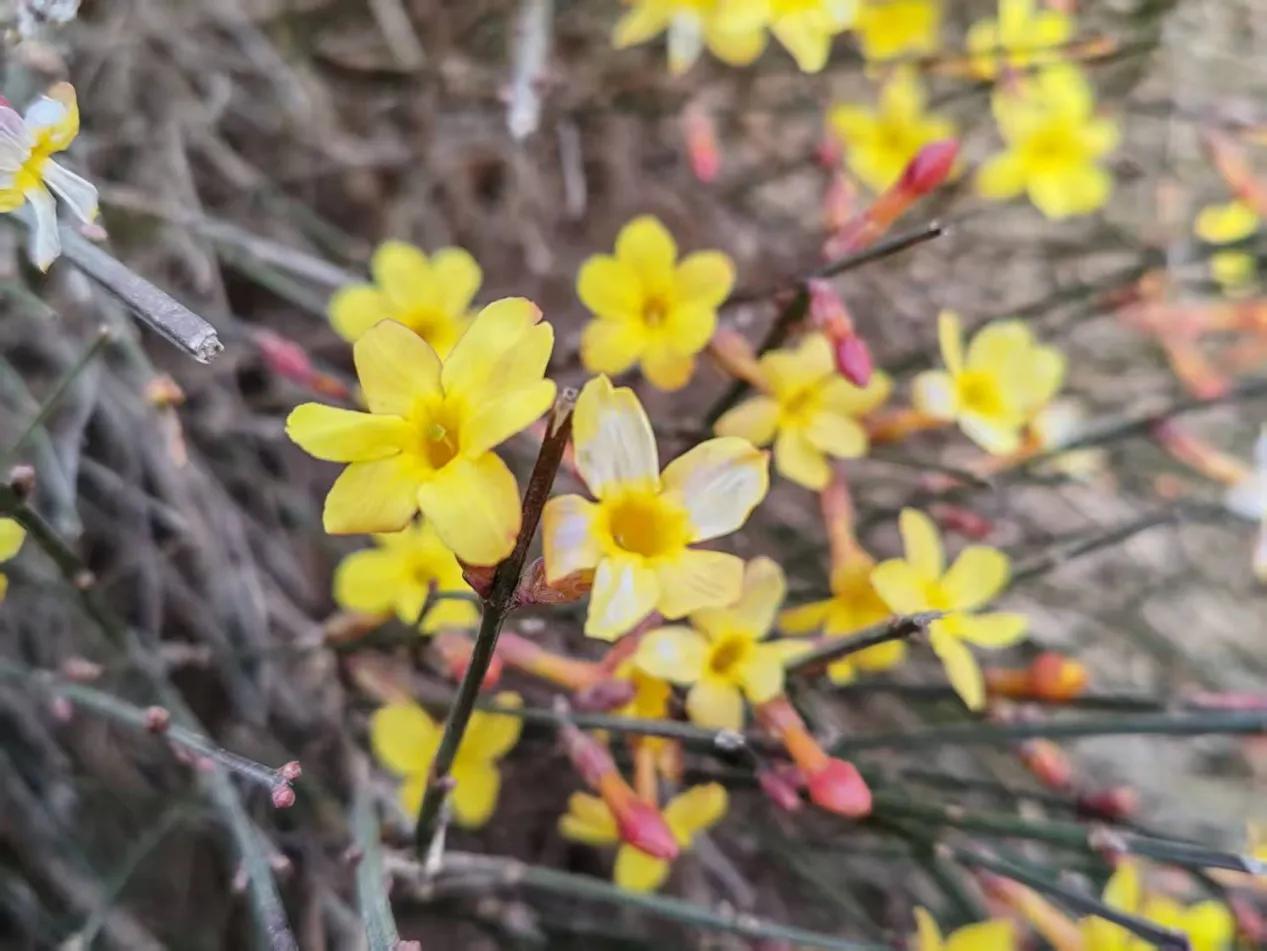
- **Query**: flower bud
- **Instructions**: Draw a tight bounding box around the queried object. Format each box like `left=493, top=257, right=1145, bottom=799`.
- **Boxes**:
left=1018, top=739, right=1073, bottom=791
left=898, top=139, right=958, bottom=197
left=614, top=795, right=680, bottom=860
left=683, top=105, right=721, bottom=184
left=757, top=764, right=804, bottom=812
left=572, top=678, right=637, bottom=712
left=804, top=758, right=872, bottom=818
left=1076, top=786, right=1139, bottom=822
left=832, top=332, right=873, bottom=388
left=1028, top=651, right=1089, bottom=702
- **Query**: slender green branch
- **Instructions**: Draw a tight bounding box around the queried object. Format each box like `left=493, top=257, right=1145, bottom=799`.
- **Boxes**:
left=413, top=392, right=576, bottom=852
left=784, top=611, right=943, bottom=676
left=435, top=852, right=890, bottom=951
left=352, top=773, right=401, bottom=951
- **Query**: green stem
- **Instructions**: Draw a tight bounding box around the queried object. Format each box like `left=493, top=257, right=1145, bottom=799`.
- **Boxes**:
left=352, top=773, right=401, bottom=951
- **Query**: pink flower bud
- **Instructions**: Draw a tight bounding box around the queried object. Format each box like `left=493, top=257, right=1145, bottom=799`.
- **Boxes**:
left=256, top=330, right=314, bottom=385
left=271, top=784, right=296, bottom=809
left=898, top=139, right=958, bottom=197
left=144, top=706, right=171, bottom=733
left=832, top=332, right=873, bottom=388
left=615, top=796, right=680, bottom=860
left=757, top=765, right=803, bottom=812
left=278, top=760, right=303, bottom=783
left=804, top=759, right=872, bottom=818
left=1018, top=739, right=1073, bottom=791
left=683, top=106, right=721, bottom=184
left=931, top=504, right=994, bottom=541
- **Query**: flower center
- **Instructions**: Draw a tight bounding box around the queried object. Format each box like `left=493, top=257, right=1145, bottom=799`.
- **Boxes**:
left=604, top=492, right=689, bottom=559
left=418, top=406, right=462, bottom=470
left=956, top=370, right=1006, bottom=417
left=921, top=580, right=954, bottom=611
left=708, top=634, right=752, bottom=678
left=779, top=383, right=823, bottom=427
left=642, top=295, right=670, bottom=327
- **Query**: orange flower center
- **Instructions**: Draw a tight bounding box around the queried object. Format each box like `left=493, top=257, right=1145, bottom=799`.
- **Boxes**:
left=604, top=492, right=689, bottom=559
left=708, top=634, right=752, bottom=678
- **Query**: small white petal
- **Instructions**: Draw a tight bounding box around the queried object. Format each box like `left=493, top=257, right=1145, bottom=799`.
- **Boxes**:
left=25, top=185, right=60, bottom=270
left=43, top=161, right=97, bottom=222
left=22, top=96, right=67, bottom=135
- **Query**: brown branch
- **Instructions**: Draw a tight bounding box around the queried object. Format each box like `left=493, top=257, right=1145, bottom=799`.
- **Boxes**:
left=784, top=612, right=943, bottom=676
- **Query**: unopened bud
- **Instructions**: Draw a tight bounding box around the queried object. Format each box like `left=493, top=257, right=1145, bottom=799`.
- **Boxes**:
left=50, top=694, right=73, bottom=722
left=615, top=796, right=680, bottom=860
left=7, top=464, right=35, bottom=499
left=898, top=139, right=958, bottom=196
left=143, top=706, right=170, bottom=733
left=757, top=765, right=803, bottom=812
left=278, top=760, right=303, bottom=783
left=832, top=332, right=873, bottom=388
left=433, top=630, right=503, bottom=689
left=257, top=330, right=314, bottom=385
left=145, top=374, right=186, bottom=409
left=1028, top=651, right=1089, bottom=701
left=805, top=758, right=872, bottom=818
left=931, top=504, right=994, bottom=541
left=1076, top=786, right=1139, bottom=822
left=572, top=678, right=636, bottom=712
left=271, top=784, right=296, bottom=809
left=683, top=105, right=721, bottom=184
left=1018, top=739, right=1073, bottom=790
left=60, top=657, right=103, bottom=682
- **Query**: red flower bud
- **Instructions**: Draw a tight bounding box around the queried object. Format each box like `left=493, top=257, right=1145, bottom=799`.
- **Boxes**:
left=804, top=758, right=872, bottom=818
left=832, top=332, right=873, bottom=388
left=615, top=796, right=680, bottom=860
left=256, top=330, right=314, bottom=384
left=1028, top=651, right=1089, bottom=702
left=898, top=139, right=958, bottom=197
left=1076, top=786, right=1139, bottom=822
left=1018, top=739, right=1073, bottom=791
left=931, top=504, right=994, bottom=541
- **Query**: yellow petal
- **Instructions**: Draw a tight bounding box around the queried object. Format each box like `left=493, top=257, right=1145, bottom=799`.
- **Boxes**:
left=914, top=907, right=943, bottom=951
left=912, top=370, right=959, bottom=419
left=573, top=375, right=660, bottom=498
left=673, top=251, right=734, bottom=309
left=450, top=759, right=500, bottom=827
left=615, top=215, right=677, bottom=295
left=870, top=559, right=928, bottom=613
left=1181, top=901, right=1235, bottom=950
left=715, top=396, right=781, bottom=446
left=578, top=255, right=643, bottom=320
left=285, top=404, right=409, bottom=462
left=542, top=494, right=602, bottom=583
left=772, top=14, right=833, bottom=73
left=581, top=317, right=646, bottom=375
left=370, top=702, right=438, bottom=776
left=950, top=611, right=1028, bottom=648
left=442, top=297, right=551, bottom=399
left=1028, top=165, right=1111, bottom=220
left=945, top=920, right=1015, bottom=951
left=656, top=549, right=744, bottom=618
left=976, top=151, right=1027, bottom=200
left=429, top=247, right=482, bottom=316
left=613, top=844, right=671, bottom=892
left=706, top=20, right=768, bottom=65
left=966, top=320, right=1030, bottom=371
left=1211, top=250, right=1256, bottom=289
left=692, top=555, right=786, bottom=641
left=941, top=546, right=1010, bottom=610
left=822, top=371, right=892, bottom=417
left=371, top=240, right=432, bottom=307
left=741, top=646, right=786, bottom=702
left=778, top=599, right=832, bottom=635
left=805, top=409, right=868, bottom=458
left=586, top=555, right=660, bottom=640
left=559, top=792, right=620, bottom=845
left=334, top=547, right=409, bottom=616
left=329, top=285, right=391, bottom=342
left=353, top=319, right=442, bottom=416
left=636, top=625, right=710, bottom=684
left=1101, top=861, right=1140, bottom=913
left=461, top=378, right=557, bottom=457
left=661, top=437, right=769, bottom=541
left=775, top=428, right=831, bottom=489
left=0, top=573, right=7, bottom=602
left=397, top=774, right=426, bottom=817
left=641, top=345, right=696, bottom=391
left=686, top=678, right=744, bottom=730
left=324, top=457, right=421, bottom=535
left=663, top=783, right=727, bottom=841
left=613, top=3, right=672, bottom=47
left=1195, top=200, right=1259, bottom=244
left=0, top=518, right=26, bottom=562
left=661, top=304, right=718, bottom=357
left=938, top=310, right=964, bottom=374
left=460, top=693, right=523, bottom=761
left=930, top=629, right=984, bottom=710
left=899, top=508, right=944, bottom=578
left=416, top=453, right=521, bottom=566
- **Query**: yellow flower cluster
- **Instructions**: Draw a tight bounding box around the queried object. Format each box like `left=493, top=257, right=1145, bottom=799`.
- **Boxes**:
left=1082, top=863, right=1234, bottom=951
left=1195, top=199, right=1261, bottom=294
left=914, top=907, right=1015, bottom=951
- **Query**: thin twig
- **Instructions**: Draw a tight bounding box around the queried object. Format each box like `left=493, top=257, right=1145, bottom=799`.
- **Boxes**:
left=435, top=852, right=890, bottom=951
left=413, top=392, right=576, bottom=853
left=352, top=769, right=401, bottom=951
left=506, top=0, right=554, bottom=140
left=784, top=611, right=943, bottom=676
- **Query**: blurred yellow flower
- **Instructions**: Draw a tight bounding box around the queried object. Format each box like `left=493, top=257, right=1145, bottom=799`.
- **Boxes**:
left=715, top=333, right=891, bottom=489
left=765, top=0, right=854, bottom=73
left=1081, top=863, right=1235, bottom=951
left=0, top=518, right=26, bottom=602
left=965, top=0, right=1073, bottom=79
left=871, top=509, right=1026, bottom=709
left=913, top=310, right=1064, bottom=455
left=854, top=0, right=940, bottom=62
left=286, top=300, right=556, bottom=565
left=914, top=907, right=1016, bottom=951
left=635, top=557, right=802, bottom=729
left=370, top=693, right=522, bottom=826
left=1195, top=199, right=1260, bottom=293
left=780, top=561, right=906, bottom=683
left=328, top=241, right=481, bottom=358
left=578, top=215, right=734, bottom=391
left=977, top=64, right=1118, bottom=219
left=559, top=783, right=727, bottom=891
left=542, top=374, right=769, bottom=640
left=829, top=68, right=956, bottom=194
left=0, top=82, right=99, bottom=270
left=612, top=0, right=767, bottom=75
left=333, top=520, right=477, bottom=633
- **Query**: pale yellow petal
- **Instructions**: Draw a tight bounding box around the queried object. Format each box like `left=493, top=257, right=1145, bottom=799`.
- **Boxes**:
left=442, top=297, right=550, bottom=399
left=686, top=678, right=745, bottom=730
left=461, top=379, right=557, bottom=457
left=870, top=559, right=929, bottom=614
left=656, top=549, right=744, bottom=618
left=661, top=304, right=718, bottom=357
left=370, top=702, right=438, bottom=776
left=635, top=625, right=710, bottom=684
left=914, top=907, right=943, bottom=951
left=613, top=844, right=671, bottom=892
left=329, top=285, right=391, bottom=342
left=416, top=453, right=521, bottom=567
left=559, top=793, right=620, bottom=845
left=945, top=920, right=1015, bottom=951
left=460, top=693, right=523, bottom=761
left=930, top=629, right=984, bottom=710
left=450, top=759, right=500, bottom=827
left=774, top=428, right=831, bottom=489
left=573, top=375, right=660, bottom=498
left=542, top=494, right=602, bottom=583
left=715, top=396, right=780, bottom=447
left=641, top=345, right=696, bottom=391
left=353, top=319, right=443, bottom=416
left=586, top=555, right=660, bottom=640
left=613, top=3, right=672, bottom=47
left=899, top=508, right=943, bottom=578
left=333, top=547, right=409, bottom=616
left=740, top=646, right=786, bottom=702
left=938, top=310, right=964, bottom=374
left=941, top=546, right=1010, bottom=610
left=976, top=151, right=1027, bottom=200
left=692, top=556, right=785, bottom=641
left=661, top=437, right=769, bottom=541
left=805, top=409, right=868, bottom=458
left=285, top=404, right=410, bottom=462
left=429, top=247, right=482, bottom=316
left=324, top=457, right=421, bottom=535
left=615, top=215, right=677, bottom=294
left=662, top=783, right=727, bottom=841
left=778, top=599, right=832, bottom=635
left=1195, top=200, right=1259, bottom=244
left=706, top=20, right=768, bottom=66
left=578, top=254, right=643, bottom=321
left=912, top=370, right=958, bottom=419
left=1102, top=862, right=1140, bottom=914
left=821, top=371, right=892, bottom=417
left=950, top=611, right=1028, bottom=648
left=371, top=241, right=432, bottom=308
left=772, top=15, right=833, bottom=73
left=961, top=412, right=1023, bottom=455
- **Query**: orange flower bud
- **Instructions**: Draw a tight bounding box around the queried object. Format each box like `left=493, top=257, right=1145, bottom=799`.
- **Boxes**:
left=1028, top=651, right=1089, bottom=701
left=1076, top=786, right=1139, bottom=822
left=1018, top=739, right=1073, bottom=791
left=683, top=105, right=721, bottom=184
left=756, top=696, right=871, bottom=817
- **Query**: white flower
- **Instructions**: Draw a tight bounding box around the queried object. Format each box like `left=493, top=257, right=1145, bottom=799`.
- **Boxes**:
left=0, top=82, right=98, bottom=270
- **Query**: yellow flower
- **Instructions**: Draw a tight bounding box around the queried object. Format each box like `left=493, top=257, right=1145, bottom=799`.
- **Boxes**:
left=0, top=83, right=98, bottom=270
left=328, top=241, right=481, bottom=358
left=0, top=518, right=26, bottom=602
left=559, top=783, right=727, bottom=892
left=634, top=557, right=804, bottom=729
left=765, top=0, right=854, bottom=73
left=780, top=561, right=906, bottom=683
left=541, top=374, right=769, bottom=640
left=854, top=0, right=940, bottom=62
left=578, top=215, right=734, bottom=391
left=977, top=63, right=1119, bottom=219
left=1081, top=863, right=1235, bottom=951
left=914, top=907, right=1016, bottom=951
left=1195, top=200, right=1260, bottom=294
left=715, top=334, right=891, bottom=489
left=286, top=300, right=556, bottom=566
left=612, top=0, right=768, bottom=75
left=829, top=67, right=956, bottom=193
left=913, top=310, right=1064, bottom=455
left=370, top=693, right=522, bottom=827
left=965, top=0, right=1073, bottom=79
left=333, top=520, right=478, bottom=633
left=871, top=509, right=1026, bottom=709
